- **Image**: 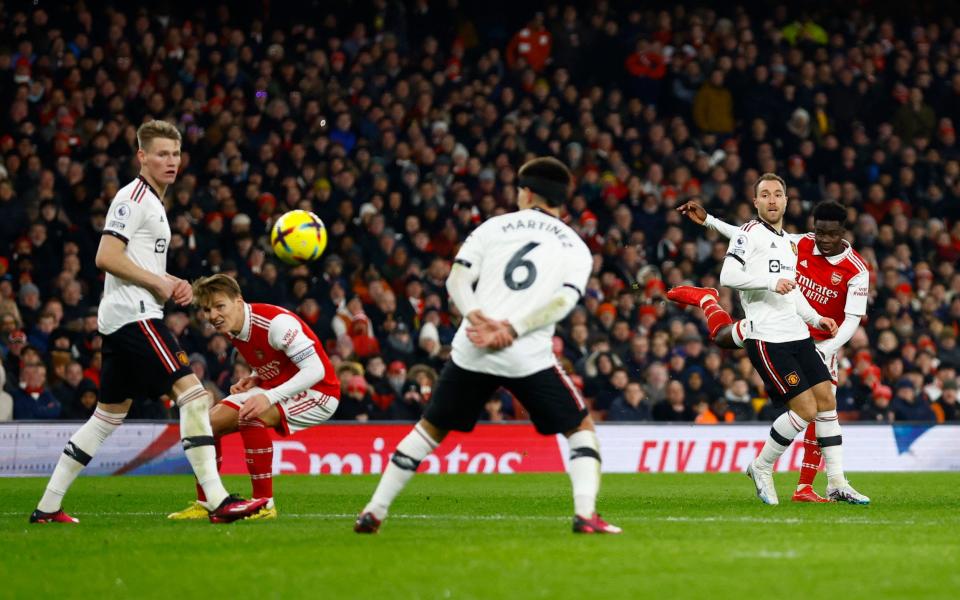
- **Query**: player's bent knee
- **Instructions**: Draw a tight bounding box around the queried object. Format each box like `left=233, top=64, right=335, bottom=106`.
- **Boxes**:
left=176, top=384, right=209, bottom=408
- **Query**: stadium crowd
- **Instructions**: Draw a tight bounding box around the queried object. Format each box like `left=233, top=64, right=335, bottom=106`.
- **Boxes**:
left=1, top=1, right=959, bottom=425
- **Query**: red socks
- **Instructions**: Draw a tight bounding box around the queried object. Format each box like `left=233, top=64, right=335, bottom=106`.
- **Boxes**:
left=701, top=296, right=734, bottom=340
left=240, top=419, right=274, bottom=499
left=196, top=438, right=222, bottom=503
left=797, top=422, right=821, bottom=487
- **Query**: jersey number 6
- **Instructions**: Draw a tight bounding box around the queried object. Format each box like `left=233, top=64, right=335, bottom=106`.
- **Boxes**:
left=504, top=242, right=540, bottom=291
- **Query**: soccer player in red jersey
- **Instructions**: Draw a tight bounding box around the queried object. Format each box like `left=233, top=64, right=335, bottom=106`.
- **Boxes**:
left=167, top=274, right=340, bottom=519
left=669, top=200, right=870, bottom=504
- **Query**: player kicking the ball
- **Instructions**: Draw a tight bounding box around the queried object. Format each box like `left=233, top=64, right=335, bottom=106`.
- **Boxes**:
left=670, top=199, right=870, bottom=504
left=667, top=174, right=868, bottom=505
left=166, top=274, right=340, bottom=520
left=355, top=157, right=620, bottom=534
left=31, top=121, right=267, bottom=523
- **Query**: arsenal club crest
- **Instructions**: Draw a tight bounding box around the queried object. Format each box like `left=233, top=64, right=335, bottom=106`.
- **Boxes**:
left=790, top=241, right=798, bottom=256
left=255, top=350, right=265, bottom=360
left=831, top=272, right=842, bottom=286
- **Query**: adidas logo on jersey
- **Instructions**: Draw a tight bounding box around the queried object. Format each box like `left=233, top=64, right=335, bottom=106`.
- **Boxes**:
left=800, top=260, right=808, bottom=267
left=770, top=242, right=776, bottom=248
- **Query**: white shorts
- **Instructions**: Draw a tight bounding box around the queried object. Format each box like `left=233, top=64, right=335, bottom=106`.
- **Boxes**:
left=222, top=387, right=339, bottom=436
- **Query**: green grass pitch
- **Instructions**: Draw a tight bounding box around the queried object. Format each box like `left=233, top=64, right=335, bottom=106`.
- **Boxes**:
left=2, top=473, right=958, bottom=599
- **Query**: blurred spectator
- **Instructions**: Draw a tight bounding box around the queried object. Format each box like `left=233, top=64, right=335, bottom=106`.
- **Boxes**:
left=724, top=379, right=756, bottom=421
left=932, top=380, right=959, bottom=422
left=390, top=380, right=425, bottom=421
left=860, top=385, right=895, bottom=423
left=693, top=70, right=734, bottom=135
left=652, top=381, right=694, bottom=422
left=607, top=381, right=651, bottom=421
left=506, top=12, right=552, bottom=72
left=13, top=361, right=60, bottom=419
left=334, top=375, right=375, bottom=422
left=891, top=380, right=936, bottom=422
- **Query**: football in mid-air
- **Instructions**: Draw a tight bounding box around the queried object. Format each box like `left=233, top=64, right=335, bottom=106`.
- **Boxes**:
left=270, top=209, right=328, bottom=264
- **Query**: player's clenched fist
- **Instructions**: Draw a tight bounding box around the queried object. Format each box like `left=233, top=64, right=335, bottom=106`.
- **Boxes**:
left=773, top=278, right=796, bottom=294
left=818, top=317, right=838, bottom=337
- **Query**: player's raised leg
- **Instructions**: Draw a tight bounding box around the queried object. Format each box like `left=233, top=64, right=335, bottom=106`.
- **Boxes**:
left=666, top=286, right=744, bottom=349
left=32, top=401, right=130, bottom=523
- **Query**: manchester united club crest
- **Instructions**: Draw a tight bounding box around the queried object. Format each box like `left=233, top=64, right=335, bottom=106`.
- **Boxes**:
left=790, top=241, right=798, bottom=256
left=176, top=351, right=189, bottom=366
left=785, top=371, right=800, bottom=387
left=831, top=271, right=842, bottom=286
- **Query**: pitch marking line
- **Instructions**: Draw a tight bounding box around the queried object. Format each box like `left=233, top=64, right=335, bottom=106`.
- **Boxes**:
left=1, top=512, right=955, bottom=526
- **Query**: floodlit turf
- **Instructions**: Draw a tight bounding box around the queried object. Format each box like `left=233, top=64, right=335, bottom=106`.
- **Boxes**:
left=2, top=473, right=958, bottom=599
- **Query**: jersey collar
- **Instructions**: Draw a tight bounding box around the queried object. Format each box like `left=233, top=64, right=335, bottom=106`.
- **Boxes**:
left=530, top=206, right=559, bottom=220
left=758, top=219, right=784, bottom=237
left=812, top=239, right=852, bottom=265
left=234, top=303, right=252, bottom=341
left=137, top=175, right=162, bottom=201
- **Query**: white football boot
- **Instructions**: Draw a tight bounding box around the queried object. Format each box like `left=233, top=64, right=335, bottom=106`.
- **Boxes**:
left=746, top=459, right=779, bottom=505
left=826, top=482, right=870, bottom=505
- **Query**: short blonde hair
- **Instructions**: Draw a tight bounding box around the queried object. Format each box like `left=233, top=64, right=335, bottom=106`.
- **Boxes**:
left=137, top=120, right=182, bottom=151
left=192, top=274, right=242, bottom=307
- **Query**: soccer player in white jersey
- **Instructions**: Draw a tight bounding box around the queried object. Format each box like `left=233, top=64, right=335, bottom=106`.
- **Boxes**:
left=670, top=199, right=870, bottom=504
left=30, top=121, right=267, bottom=523
left=664, top=173, right=866, bottom=505
left=355, top=157, right=620, bottom=534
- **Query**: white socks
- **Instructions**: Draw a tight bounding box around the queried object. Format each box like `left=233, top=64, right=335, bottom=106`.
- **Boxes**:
left=815, top=409, right=846, bottom=487
left=38, top=407, right=126, bottom=512
left=568, top=430, right=601, bottom=518
left=756, top=410, right=808, bottom=469
left=731, top=319, right=747, bottom=348
left=363, top=423, right=438, bottom=520
left=178, top=386, right=228, bottom=508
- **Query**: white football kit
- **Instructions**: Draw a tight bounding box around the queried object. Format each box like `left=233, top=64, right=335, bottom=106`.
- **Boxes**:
left=721, top=219, right=822, bottom=342
left=99, top=176, right=171, bottom=334
left=450, top=207, right=593, bottom=377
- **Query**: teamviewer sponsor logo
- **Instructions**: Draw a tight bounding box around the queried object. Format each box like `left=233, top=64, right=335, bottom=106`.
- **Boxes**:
left=769, top=260, right=780, bottom=273
left=154, top=238, right=167, bottom=253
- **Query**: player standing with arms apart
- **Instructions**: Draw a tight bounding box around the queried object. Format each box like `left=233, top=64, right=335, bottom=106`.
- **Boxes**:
left=355, top=157, right=620, bottom=534
left=167, top=274, right=340, bottom=519
left=31, top=121, right=268, bottom=523
left=664, top=173, right=867, bottom=505
left=670, top=199, right=870, bottom=503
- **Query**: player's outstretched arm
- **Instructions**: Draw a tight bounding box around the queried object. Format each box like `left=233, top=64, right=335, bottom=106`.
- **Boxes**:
left=96, top=235, right=172, bottom=301
left=816, top=313, right=861, bottom=354
left=792, top=288, right=836, bottom=335
left=678, top=201, right=740, bottom=239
